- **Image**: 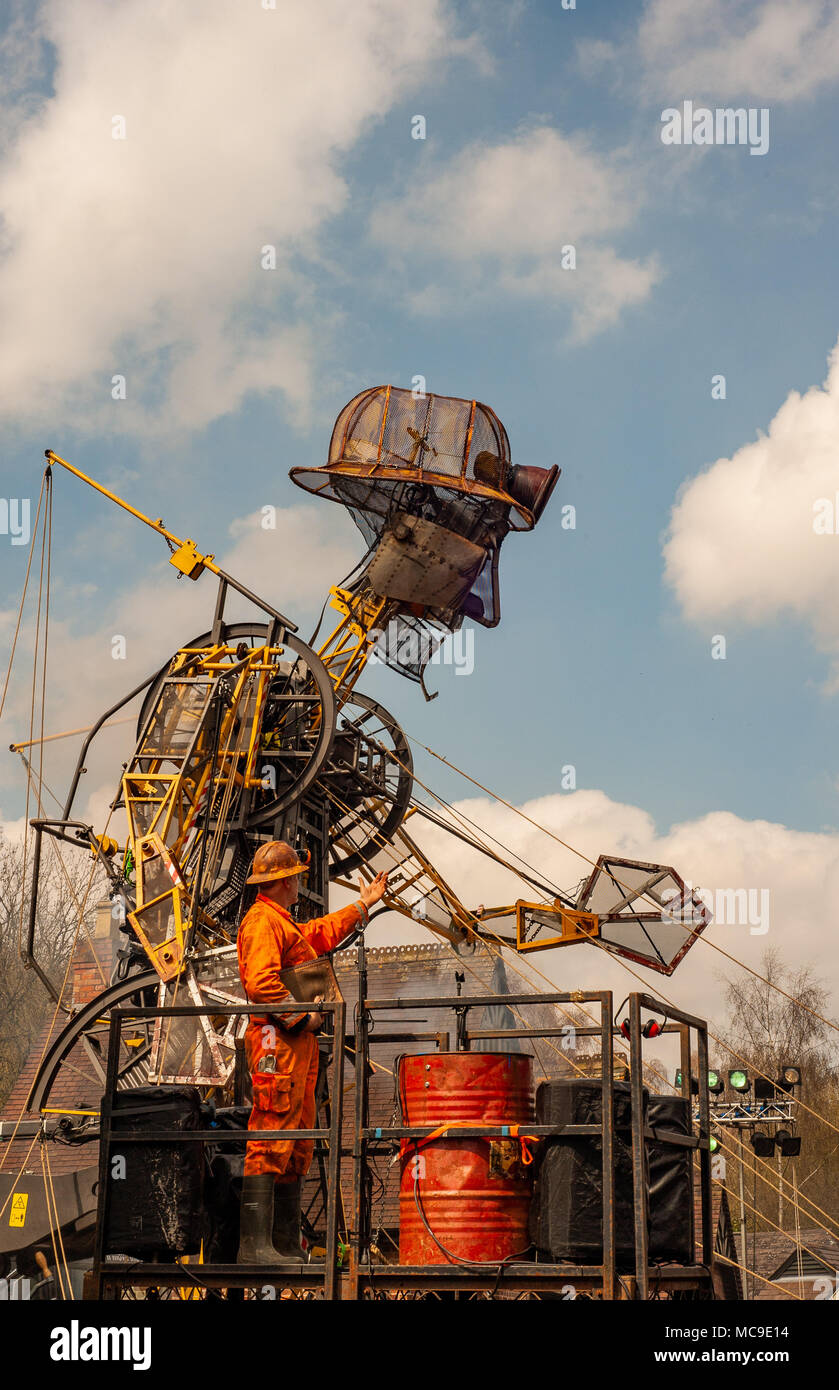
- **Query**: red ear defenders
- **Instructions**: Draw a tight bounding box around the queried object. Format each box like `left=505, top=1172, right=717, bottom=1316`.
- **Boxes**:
left=619, top=1018, right=662, bottom=1041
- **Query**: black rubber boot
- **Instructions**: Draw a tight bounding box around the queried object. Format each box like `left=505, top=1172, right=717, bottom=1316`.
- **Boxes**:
left=236, top=1174, right=299, bottom=1265
left=272, top=1178, right=303, bottom=1259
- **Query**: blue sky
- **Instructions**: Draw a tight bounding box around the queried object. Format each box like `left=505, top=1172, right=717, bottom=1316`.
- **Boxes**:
left=2, top=0, right=839, bottom=1019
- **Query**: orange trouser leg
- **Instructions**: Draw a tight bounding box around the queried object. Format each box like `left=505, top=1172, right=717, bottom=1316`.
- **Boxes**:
left=243, top=1024, right=317, bottom=1178
left=279, top=1037, right=320, bottom=1182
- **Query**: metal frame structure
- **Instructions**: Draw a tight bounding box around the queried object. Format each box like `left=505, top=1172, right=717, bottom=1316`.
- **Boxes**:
left=709, top=1099, right=798, bottom=1125
left=89, top=998, right=346, bottom=1301
left=79, top=976, right=716, bottom=1301
left=12, top=443, right=720, bottom=1299
left=627, top=992, right=713, bottom=1299
left=346, top=949, right=715, bottom=1300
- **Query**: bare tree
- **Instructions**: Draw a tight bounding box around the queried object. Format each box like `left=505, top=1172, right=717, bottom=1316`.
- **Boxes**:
left=716, top=948, right=839, bottom=1237
left=720, top=947, right=837, bottom=1080
left=0, top=831, right=103, bottom=1107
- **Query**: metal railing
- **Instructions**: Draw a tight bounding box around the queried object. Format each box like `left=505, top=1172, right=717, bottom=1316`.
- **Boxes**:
left=84, top=975, right=714, bottom=1300
left=89, top=998, right=346, bottom=1300
left=348, top=943, right=713, bottom=1300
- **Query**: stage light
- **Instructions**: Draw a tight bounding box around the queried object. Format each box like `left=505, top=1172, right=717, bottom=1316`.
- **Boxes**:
left=753, top=1077, right=776, bottom=1101
left=707, top=1070, right=724, bottom=1095
left=728, top=1069, right=750, bottom=1093
left=675, top=1069, right=699, bottom=1094
left=777, top=1065, right=801, bottom=1092
left=750, top=1131, right=776, bottom=1157
left=709, top=1134, right=720, bottom=1154
left=775, top=1130, right=801, bottom=1157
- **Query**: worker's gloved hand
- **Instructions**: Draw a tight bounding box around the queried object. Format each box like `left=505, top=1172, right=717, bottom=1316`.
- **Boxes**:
left=304, top=995, right=324, bottom=1033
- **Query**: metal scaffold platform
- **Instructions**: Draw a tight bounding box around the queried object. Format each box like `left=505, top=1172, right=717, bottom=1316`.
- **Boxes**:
left=85, top=964, right=714, bottom=1302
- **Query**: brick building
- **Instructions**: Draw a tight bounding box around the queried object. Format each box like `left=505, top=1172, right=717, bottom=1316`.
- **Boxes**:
left=749, top=1229, right=839, bottom=1300
left=0, top=899, right=122, bottom=1178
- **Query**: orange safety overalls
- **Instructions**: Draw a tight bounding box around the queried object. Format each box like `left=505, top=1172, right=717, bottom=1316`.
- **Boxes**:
left=237, top=894, right=361, bottom=1179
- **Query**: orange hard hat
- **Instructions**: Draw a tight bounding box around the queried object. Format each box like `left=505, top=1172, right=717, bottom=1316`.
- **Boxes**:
left=246, top=840, right=310, bottom=886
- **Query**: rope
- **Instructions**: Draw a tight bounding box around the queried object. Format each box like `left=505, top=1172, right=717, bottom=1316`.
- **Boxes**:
left=431, top=814, right=839, bottom=1238
left=480, top=929, right=839, bottom=1242
left=328, top=753, right=839, bottom=1272
left=793, top=1167, right=804, bottom=1301
left=326, top=784, right=603, bottom=1081
left=714, top=1130, right=839, bottom=1244
left=39, top=1143, right=67, bottom=1301
left=404, top=731, right=839, bottom=1041
left=613, top=946, right=839, bottom=1139
left=332, top=767, right=839, bottom=1254
left=333, top=784, right=821, bottom=1297
left=11, top=750, right=66, bottom=814
left=383, top=741, right=839, bottom=1154
left=707, top=1144, right=833, bottom=1279
left=10, top=713, right=137, bottom=751
left=22, top=768, right=110, bottom=992
left=713, top=1250, right=804, bottom=1300
left=43, top=1138, right=73, bottom=1299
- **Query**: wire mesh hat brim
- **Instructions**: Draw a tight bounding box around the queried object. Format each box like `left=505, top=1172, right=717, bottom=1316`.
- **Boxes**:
left=289, top=464, right=536, bottom=532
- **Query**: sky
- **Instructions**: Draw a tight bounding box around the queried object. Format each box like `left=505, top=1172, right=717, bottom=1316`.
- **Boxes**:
left=1, top=0, right=839, bottom=1042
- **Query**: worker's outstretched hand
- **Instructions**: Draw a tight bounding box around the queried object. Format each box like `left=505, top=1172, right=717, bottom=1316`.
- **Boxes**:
left=304, top=996, right=324, bottom=1033
left=358, top=870, right=389, bottom=910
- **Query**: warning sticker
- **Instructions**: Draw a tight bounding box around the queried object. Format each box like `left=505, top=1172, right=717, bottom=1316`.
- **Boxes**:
left=9, top=1193, right=28, bottom=1228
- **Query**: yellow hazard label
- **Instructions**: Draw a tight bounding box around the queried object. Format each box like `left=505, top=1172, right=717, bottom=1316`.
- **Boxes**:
left=9, top=1193, right=28, bottom=1228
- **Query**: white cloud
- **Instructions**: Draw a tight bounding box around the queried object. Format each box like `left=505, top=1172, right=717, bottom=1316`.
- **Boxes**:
left=7, top=686, right=837, bottom=1046
left=369, top=126, right=660, bottom=340
left=663, top=335, right=839, bottom=683
left=7, top=765, right=834, bottom=1044
left=0, top=0, right=466, bottom=434
left=379, top=789, right=839, bottom=1040
left=583, top=0, right=839, bottom=103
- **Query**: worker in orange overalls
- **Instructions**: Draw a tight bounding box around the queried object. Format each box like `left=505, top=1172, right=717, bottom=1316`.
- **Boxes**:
left=236, top=840, right=388, bottom=1264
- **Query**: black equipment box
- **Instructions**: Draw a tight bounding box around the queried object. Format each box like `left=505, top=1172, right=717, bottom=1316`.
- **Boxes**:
left=648, top=1095, right=694, bottom=1264
left=529, top=1079, right=648, bottom=1269
left=105, top=1085, right=205, bottom=1256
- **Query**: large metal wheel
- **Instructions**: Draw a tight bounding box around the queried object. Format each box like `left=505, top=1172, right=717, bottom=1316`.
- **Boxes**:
left=28, top=950, right=248, bottom=1116
left=321, top=692, right=413, bottom=876
left=137, top=622, right=337, bottom=826
left=27, top=968, right=162, bottom=1115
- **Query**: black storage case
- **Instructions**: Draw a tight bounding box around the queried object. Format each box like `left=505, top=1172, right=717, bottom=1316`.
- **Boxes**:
left=529, top=1079, right=648, bottom=1269
left=647, top=1095, right=694, bottom=1264
left=105, top=1085, right=206, bottom=1256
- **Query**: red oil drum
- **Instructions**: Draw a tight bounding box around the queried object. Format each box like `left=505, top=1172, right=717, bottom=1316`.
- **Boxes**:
left=398, top=1052, right=534, bottom=1265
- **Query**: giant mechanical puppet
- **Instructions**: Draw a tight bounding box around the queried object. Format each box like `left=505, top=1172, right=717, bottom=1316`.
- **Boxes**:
left=20, top=386, right=710, bottom=1130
